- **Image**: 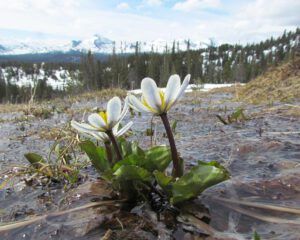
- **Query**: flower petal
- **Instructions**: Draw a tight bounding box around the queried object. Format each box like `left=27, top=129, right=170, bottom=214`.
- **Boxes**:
left=91, top=132, right=108, bottom=141
left=88, top=113, right=107, bottom=130
left=107, top=96, right=121, bottom=127
left=141, top=77, right=161, bottom=112
left=72, top=120, right=108, bottom=141
left=112, top=123, right=119, bottom=135
left=71, top=120, right=97, bottom=133
left=81, top=131, right=108, bottom=141
left=115, top=121, right=133, bottom=137
left=79, top=131, right=94, bottom=139
left=128, top=95, right=153, bottom=113
left=166, top=74, right=191, bottom=111
left=141, top=95, right=158, bottom=113
left=164, top=74, right=181, bottom=110
left=117, top=97, right=129, bottom=123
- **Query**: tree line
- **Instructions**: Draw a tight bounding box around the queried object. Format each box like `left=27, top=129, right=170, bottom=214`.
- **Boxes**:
left=0, top=28, right=299, bottom=103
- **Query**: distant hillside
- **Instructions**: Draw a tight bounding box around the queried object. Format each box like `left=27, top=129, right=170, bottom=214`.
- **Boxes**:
left=0, top=51, right=108, bottom=63
left=239, top=57, right=300, bottom=103
left=0, top=34, right=204, bottom=56
left=0, top=28, right=299, bottom=65
left=0, top=29, right=299, bottom=103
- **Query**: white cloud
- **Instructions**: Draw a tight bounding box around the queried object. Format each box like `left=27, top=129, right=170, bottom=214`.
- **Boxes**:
left=0, top=0, right=298, bottom=44
left=173, top=0, right=220, bottom=12
left=0, top=0, right=79, bottom=38
left=0, top=0, right=79, bottom=16
left=145, top=0, right=163, bottom=6
left=230, top=0, right=300, bottom=42
left=191, top=0, right=300, bottom=44
left=237, top=0, right=300, bottom=25
left=117, top=2, right=130, bottom=10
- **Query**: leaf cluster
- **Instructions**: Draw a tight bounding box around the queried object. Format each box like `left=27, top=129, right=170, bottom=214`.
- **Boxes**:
left=216, top=107, right=249, bottom=125
left=79, top=139, right=229, bottom=204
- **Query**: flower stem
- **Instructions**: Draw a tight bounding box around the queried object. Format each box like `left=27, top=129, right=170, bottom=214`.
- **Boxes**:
left=106, top=130, right=122, bottom=162
left=104, top=141, right=113, bottom=164
left=160, top=113, right=183, bottom=178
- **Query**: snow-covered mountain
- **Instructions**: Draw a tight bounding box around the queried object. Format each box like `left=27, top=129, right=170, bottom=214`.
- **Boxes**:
left=0, top=34, right=204, bottom=55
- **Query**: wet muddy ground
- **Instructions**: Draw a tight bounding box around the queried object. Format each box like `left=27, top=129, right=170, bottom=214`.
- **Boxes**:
left=0, top=90, right=299, bottom=239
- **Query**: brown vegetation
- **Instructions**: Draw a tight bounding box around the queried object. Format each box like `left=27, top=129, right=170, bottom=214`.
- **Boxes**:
left=238, top=57, right=300, bottom=104
left=0, top=88, right=127, bottom=114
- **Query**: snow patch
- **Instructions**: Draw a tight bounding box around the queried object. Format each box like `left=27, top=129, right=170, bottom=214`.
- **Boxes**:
left=128, top=83, right=244, bottom=95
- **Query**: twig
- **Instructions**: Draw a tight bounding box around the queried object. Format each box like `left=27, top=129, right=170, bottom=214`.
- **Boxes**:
left=177, top=213, right=215, bottom=235
left=219, top=202, right=300, bottom=225
left=0, top=200, right=125, bottom=233
left=265, top=131, right=300, bottom=135
left=284, top=104, right=300, bottom=108
left=116, top=217, right=124, bottom=230
left=101, top=229, right=113, bottom=240
left=211, top=197, right=300, bottom=215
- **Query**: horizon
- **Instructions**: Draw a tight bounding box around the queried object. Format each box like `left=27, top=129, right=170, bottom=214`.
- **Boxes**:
left=0, top=0, right=299, bottom=45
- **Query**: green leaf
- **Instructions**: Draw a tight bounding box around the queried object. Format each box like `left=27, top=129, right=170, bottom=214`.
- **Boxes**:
left=142, top=146, right=172, bottom=172
left=119, top=138, right=133, bottom=158
left=79, top=140, right=110, bottom=172
left=118, top=138, right=145, bottom=158
left=171, top=120, right=178, bottom=133
left=253, top=231, right=261, bottom=240
left=131, top=141, right=145, bottom=157
left=171, top=161, right=230, bottom=204
left=145, top=128, right=154, bottom=136
left=101, top=169, right=114, bottom=181
left=113, top=165, right=152, bottom=182
left=54, top=143, right=60, bottom=155
left=24, top=153, right=45, bottom=168
left=24, top=152, right=53, bottom=177
left=197, top=160, right=227, bottom=169
left=153, top=170, right=173, bottom=195
left=231, top=108, right=244, bottom=120
left=112, top=154, right=141, bottom=172
left=171, top=157, right=184, bottom=177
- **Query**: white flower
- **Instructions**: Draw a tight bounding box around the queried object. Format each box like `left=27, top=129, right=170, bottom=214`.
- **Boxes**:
left=80, top=96, right=129, bottom=132
left=128, top=74, right=190, bottom=115
left=71, top=96, right=132, bottom=140
left=71, top=121, right=133, bottom=141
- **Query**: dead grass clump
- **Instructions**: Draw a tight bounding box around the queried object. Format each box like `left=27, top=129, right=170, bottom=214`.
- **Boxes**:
left=0, top=103, right=28, bottom=114
left=259, top=104, right=300, bottom=118
left=209, top=84, right=244, bottom=95
left=238, top=58, right=300, bottom=104
left=39, top=127, right=64, bottom=140
left=69, top=88, right=127, bottom=103
left=0, top=88, right=127, bottom=114
left=30, top=107, right=53, bottom=119
left=285, top=106, right=300, bottom=117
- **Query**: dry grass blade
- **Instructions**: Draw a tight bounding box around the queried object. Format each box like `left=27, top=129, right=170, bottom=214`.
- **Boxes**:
left=177, top=213, right=216, bottom=235
left=0, top=167, right=31, bottom=190
left=220, top=202, right=300, bottom=225
left=0, top=178, right=11, bottom=190
left=212, top=197, right=300, bottom=215
left=264, top=131, right=300, bottom=135
left=101, top=229, right=113, bottom=240
left=0, top=200, right=126, bottom=233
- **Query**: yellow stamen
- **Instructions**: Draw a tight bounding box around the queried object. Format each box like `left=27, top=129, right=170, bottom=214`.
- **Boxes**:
left=142, top=96, right=157, bottom=113
left=99, top=111, right=108, bottom=124
left=159, top=89, right=166, bottom=110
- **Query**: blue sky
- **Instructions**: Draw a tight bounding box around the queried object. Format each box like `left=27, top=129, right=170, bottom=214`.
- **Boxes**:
left=0, top=0, right=299, bottom=44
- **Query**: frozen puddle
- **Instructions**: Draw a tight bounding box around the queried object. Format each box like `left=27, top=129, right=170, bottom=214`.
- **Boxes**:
left=0, top=89, right=299, bottom=240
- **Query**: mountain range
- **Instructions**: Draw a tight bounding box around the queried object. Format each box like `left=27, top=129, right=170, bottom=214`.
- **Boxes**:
left=0, top=34, right=205, bottom=56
